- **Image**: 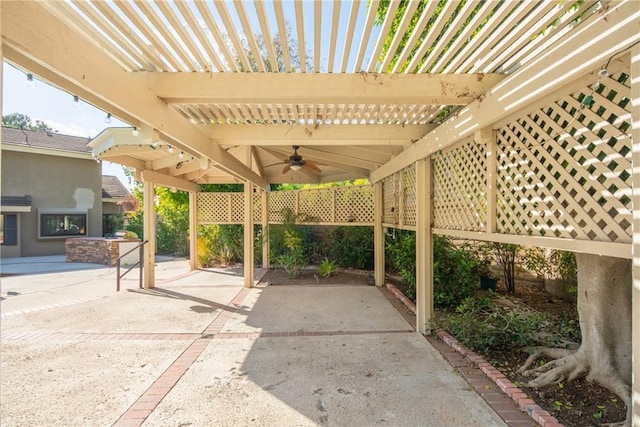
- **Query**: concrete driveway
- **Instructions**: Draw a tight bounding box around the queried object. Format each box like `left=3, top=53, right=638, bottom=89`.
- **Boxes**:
left=1, top=258, right=514, bottom=426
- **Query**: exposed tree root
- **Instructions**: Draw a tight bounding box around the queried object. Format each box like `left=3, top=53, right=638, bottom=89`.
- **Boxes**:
left=517, top=347, right=631, bottom=425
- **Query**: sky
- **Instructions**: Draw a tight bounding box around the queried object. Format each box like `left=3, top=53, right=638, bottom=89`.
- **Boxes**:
left=2, top=62, right=134, bottom=189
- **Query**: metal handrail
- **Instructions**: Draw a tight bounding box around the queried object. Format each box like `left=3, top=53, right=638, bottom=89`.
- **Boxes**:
left=113, top=240, right=149, bottom=291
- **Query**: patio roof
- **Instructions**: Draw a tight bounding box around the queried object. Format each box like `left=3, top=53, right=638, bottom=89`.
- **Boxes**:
left=1, top=1, right=626, bottom=187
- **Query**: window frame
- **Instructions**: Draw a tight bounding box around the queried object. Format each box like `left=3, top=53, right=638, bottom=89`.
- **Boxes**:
left=38, top=209, right=88, bottom=239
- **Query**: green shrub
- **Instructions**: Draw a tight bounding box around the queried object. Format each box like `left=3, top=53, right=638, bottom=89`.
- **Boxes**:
left=386, top=230, right=416, bottom=300
left=197, top=224, right=244, bottom=267
left=319, top=257, right=338, bottom=277
left=440, top=294, right=548, bottom=353
left=328, top=226, right=374, bottom=269
left=433, top=236, right=479, bottom=307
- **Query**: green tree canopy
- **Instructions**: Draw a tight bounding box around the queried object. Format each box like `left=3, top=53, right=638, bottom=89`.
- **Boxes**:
left=2, top=112, right=53, bottom=132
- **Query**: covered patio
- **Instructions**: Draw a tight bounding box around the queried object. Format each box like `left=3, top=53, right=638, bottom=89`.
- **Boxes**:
left=1, top=0, right=639, bottom=424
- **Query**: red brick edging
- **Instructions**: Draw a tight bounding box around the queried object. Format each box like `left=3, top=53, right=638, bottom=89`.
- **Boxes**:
left=384, top=283, right=563, bottom=427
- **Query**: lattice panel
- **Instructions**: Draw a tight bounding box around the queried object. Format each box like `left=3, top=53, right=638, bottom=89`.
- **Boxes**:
left=268, top=191, right=297, bottom=223
left=382, top=175, right=398, bottom=225
left=253, top=193, right=262, bottom=223
left=433, top=141, right=487, bottom=231
left=197, top=193, right=244, bottom=224
left=335, top=186, right=374, bottom=224
left=496, top=69, right=632, bottom=242
left=298, top=189, right=333, bottom=222
left=402, top=165, right=417, bottom=226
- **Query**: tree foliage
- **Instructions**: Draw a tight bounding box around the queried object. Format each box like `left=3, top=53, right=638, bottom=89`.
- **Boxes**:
left=2, top=112, right=53, bottom=132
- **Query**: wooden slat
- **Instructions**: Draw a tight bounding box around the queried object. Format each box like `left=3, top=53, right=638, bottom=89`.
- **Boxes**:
left=273, top=0, right=292, bottom=72
left=42, top=2, right=138, bottom=71
left=417, top=0, right=481, bottom=73
left=70, top=1, right=146, bottom=70
left=391, top=1, right=441, bottom=73
left=155, top=1, right=210, bottom=72
left=366, top=0, right=400, bottom=72
left=473, top=2, right=558, bottom=73
left=314, top=0, right=322, bottom=73
left=340, top=0, right=361, bottom=73
left=233, top=0, right=266, bottom=72
left=254, top=1, right=279, bottom=72
left=194, top=2, right=238, bottom=72
left=443, top=2, right=515, bottom=73
left=327, top=0, right=342, bottom=73
left=351, top=0, right=379, bottom=72
left=113, top=1, right=182, bottom=71
left=294, top=1, right=307, bottom=72
left=91, top=1, right=167, bottom=72
left=134, top=1, right=196, bottom=71
left=457, top=2, right=540, bottom=73
left=377, top=1, right=419, bottom=73
left=405, top=0, right=459, bottom=73
left=214, top=1, right=252, bottom=71
left=430, top=1, right=494, bottom=73
left=175, top=1, right=225, bottom=72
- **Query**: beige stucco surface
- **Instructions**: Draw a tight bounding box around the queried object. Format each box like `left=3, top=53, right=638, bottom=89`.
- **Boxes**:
left=1, top=150, right=102, bottom=256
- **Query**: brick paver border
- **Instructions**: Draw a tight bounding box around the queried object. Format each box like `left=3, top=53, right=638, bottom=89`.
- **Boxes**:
left=384, top=283, right=560, bottom=427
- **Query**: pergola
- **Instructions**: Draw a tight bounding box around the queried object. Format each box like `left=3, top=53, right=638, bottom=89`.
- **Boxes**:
left=2, top=0, right=640, bottom=422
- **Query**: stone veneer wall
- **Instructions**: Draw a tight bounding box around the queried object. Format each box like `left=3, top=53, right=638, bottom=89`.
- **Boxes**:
left=65, top=238, right=137, bottom=265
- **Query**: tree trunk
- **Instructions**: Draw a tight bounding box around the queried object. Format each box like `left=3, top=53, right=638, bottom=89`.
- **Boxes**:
left=518, top=253, right=632, bottom=422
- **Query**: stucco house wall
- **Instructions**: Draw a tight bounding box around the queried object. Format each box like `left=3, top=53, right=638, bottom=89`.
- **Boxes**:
left=2, top=149, right=102, bottom=256
left=1, top=127, right=107, bottom=257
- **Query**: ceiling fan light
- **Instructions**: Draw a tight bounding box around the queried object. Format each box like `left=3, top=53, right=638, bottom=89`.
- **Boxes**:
left=290, top=164, right=303, bottom=171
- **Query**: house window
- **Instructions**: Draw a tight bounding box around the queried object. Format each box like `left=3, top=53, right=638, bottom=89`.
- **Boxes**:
left=1, top=214, right=18, bottom=246
left=39, top=213, right=87, bottom=238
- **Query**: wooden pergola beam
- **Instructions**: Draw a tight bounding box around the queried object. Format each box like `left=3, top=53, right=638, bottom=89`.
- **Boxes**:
left=204, top=123, right=435, bottom=146
left=142, top=72, right=505, bottom=106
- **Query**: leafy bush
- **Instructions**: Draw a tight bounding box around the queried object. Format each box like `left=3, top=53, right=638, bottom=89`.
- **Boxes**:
left=319, top=257, right=338, bottom=277
left=386, top=230, right=416, bottom=300
left=328, top=226, right=374, bottom=269
left=439, top=294, right=548, bottom=353
left=277, top=229, right=306, bottom=278
left=433, top=236, right=479, bottom=307
left=197, top=224, right=244, bottom=267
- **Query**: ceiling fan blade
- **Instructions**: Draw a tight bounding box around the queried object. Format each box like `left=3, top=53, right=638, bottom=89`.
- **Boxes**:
left=282, top=165, right=291, bottom=174
left=305, top=162, right=323, bottom=173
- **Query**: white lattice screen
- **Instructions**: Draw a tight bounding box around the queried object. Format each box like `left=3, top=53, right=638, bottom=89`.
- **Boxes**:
left=495, top=69, right=632, bottom=243
left=382, top=175, right=398, bottom=225
left=432, top=140, right=487, bottom=232
left=198, top=185, right=374, bottom=226
left=402, top=165, right=417, bottom=227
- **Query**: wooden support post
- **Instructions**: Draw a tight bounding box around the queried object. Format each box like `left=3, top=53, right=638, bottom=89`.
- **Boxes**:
left=415, top=158, right=433, bottom=335
left=374, top=182, right=385, bottom=286
left=142, top=181, right=155, bottom=288
left=189, top=191, right=197, bottom=271
left=477, top=128, right=497, bottom=233
left=630, top=43, right=640, bottom=426
left=244, top=182, right=254, bottom=288
left=262, top=188, right=270, bottom=269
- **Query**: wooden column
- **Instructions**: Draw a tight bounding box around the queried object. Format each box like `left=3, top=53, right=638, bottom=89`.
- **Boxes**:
left=415, top=158, right=433, bottom=335
left=189, top=191, right=197, bottom=271
left=244, top=182, right=254, bottom=288
left=374, top=182, right=385, bottom=286
left=630, top=43, right=640, bottom=426
left=143, top=181, right=155, bottom=288
left=477, top=128, right=497, bottom=233
left=261, top=188, right=270, bottom=269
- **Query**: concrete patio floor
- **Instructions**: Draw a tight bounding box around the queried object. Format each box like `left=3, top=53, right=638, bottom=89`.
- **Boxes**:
left=1, top=257, right=525, bottom=426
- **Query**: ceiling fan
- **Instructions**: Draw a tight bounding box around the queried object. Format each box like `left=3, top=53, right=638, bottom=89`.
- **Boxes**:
left=280, top=145, right=325, bottom=174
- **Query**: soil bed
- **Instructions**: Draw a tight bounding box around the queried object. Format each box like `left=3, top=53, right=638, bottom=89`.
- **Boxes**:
left=261, top=267, right=373, bottom=286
